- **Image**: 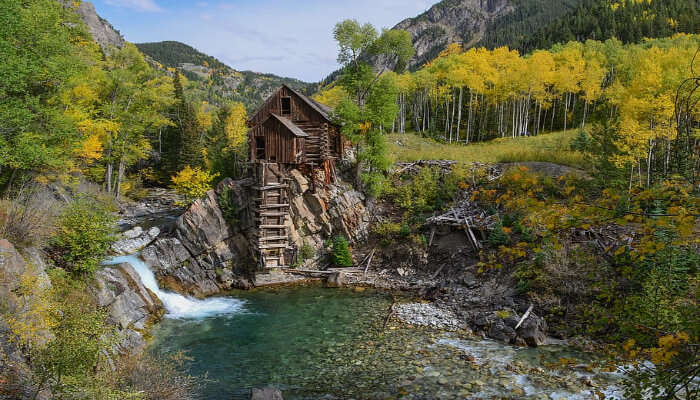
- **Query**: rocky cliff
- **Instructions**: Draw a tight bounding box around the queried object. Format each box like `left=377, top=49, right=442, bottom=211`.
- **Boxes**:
left=58, top=0, right=125, bottom=52
left=142, top=171, right=370, bottom=297
left=383, top=0, right=586, bottom=70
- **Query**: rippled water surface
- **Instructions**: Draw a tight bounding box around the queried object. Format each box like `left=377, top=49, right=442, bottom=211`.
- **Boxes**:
left=149, top=286, right=622, bottom=400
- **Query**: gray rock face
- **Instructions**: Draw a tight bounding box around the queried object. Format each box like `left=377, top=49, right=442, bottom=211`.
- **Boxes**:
left=176, top=191, right=233, bottom=256
left=0, top=240, right=52, bottom=399
left=287, top=171, right=370, bottom=251
left=92, top=263, right=164, bottom=352
left=326, top=271, right=345, bottom=288
left=488, top=319, right=517, bottom=343
left=112, top=226, right=160, bottom=255
left=388, top=0, right=512, bottom=69
left=0, top=240, right=51, bottom=314
left=71, top=2, right=125, bottom=52
left=142, top=179, right=254, bottom=297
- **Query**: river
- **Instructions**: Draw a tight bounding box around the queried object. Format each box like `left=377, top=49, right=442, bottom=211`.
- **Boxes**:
left=107, top=255, right=624, bottom=399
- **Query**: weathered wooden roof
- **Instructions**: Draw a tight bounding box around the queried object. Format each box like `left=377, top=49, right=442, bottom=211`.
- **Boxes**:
left=249, top=85, right=334, bottom=126
left=283, top=85, right=333, bottom=122
left=267, top=113, right=309, bottom=137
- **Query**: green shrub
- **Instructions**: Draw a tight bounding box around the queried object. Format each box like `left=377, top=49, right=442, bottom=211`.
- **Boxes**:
left=487, top=223, right=510, bottom=247
left=218, top=186, right=239, bottom=225
left=570, top=129, right=591, bottom=152
left=331, top=236, right=353, bottom=267
left=51, top=196, right=116, bottom=276
left=373, top=221, right=401, bottom=237
left=294, top=241, right=316, bottom=267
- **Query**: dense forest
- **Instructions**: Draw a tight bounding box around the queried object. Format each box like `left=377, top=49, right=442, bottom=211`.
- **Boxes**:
left=486, top=0, right=699, bottom=55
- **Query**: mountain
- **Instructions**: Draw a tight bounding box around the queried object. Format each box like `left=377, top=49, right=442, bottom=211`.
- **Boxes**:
left=390, top=0, right=698, bottom=70
left=136, top=41, right=317, bottom=111
left=58, top=0, right=125, bottom=51
left=60, top=2, right=315, bottom=111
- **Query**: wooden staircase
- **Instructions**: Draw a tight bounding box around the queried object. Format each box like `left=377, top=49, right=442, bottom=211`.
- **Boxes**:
left=253, top=163, right=291, bottom=269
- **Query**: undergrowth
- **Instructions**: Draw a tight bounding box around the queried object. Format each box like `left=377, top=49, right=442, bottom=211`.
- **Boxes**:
left=387, top=130, right=586, bottom=169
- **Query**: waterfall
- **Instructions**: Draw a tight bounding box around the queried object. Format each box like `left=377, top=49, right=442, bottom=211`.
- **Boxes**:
left=103, top=255, right=245, bottom=319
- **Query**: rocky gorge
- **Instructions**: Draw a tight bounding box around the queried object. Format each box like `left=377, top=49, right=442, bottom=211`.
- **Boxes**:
left=0, top=164, right=590, bottom=399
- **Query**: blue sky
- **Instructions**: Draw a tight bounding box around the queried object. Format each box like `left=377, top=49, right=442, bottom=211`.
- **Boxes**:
left=91, top=0, right=435, bottom=82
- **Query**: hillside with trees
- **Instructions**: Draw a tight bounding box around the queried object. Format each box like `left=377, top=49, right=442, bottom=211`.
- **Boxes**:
left=385, top=0, right=698, bottom=71
left=136, top=41, right=317, bottom=111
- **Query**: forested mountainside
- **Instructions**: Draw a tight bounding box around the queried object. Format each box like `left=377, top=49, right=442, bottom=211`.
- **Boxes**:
left=389, top=0, right=698, bottom=70
left=136, top=41, right=317, bottom=111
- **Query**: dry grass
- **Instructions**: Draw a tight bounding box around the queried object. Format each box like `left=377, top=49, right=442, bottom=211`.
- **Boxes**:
left=387, top=131, right=587, bottom=169
left=0, top=185, right=61, bottom=249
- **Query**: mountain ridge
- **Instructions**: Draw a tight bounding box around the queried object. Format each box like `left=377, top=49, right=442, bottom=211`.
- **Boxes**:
left=382, top=0, right=698, bottom=71
left=135, top=41, right=317, bottom=110
left=63, top=2, right=315, bottom=110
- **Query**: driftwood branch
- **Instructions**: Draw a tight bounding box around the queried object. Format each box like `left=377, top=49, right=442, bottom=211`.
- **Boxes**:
left=363, top=248, right=376, bottom=278
left=515, top=304, right=534, bottom=330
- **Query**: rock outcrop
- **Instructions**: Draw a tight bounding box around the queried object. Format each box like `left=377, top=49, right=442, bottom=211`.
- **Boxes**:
left=112, top=226, right=160, bottom=255
left=91, top=263, right=164, bottom=352
left=143, top=180, right=254, bottom=297
left=287, top=171, right=370, bottom=250
left=387, top=0, right=513, bottom=69
left=0, top=240, right=52, bottom=399
left=142, top=170, right=371, bottom=295
left=72, top=1, right=125, bottom=52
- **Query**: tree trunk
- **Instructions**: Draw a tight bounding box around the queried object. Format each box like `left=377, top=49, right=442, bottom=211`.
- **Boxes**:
left=563, top=93, right=569, bottom=132
left=115, top=158, right=125, bottom=200
left=456, top=87, right=463, bottom=143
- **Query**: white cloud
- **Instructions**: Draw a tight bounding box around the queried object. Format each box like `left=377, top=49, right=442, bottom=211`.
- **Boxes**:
left=105, top=0, right=161, bottom=12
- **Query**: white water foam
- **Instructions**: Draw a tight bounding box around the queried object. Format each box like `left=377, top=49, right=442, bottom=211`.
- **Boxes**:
left=103, top=255, right=245, bottom=319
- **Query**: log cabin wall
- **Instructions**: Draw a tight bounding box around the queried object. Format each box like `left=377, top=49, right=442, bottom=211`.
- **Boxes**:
left=259, top=118, right=302, bottom=164
left=248, top=85, right=343, bottom=165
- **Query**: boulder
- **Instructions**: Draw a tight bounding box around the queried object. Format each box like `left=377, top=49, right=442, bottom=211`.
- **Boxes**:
left=142, top=237, right=191, bottom=271
left=92, top=263, right=164, bottom=352
left=517, top=313, right=548, bottom=347
left=289, top=169, right=309, bottom=194
left=487, top=319, right=516, bottom=343
left=326, top=271, right=346, bottom=288
left=176, top=190, right=232, bottom=256
left=112, top=226, right=160, bottom=255
left=251, top=387, right=284, bottom=400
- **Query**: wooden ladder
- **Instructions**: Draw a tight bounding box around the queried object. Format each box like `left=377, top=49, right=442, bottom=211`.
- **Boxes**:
left=254, top=163, right=291, bottom=269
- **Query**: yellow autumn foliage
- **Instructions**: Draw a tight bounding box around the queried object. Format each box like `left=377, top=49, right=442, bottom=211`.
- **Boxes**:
left=171, top=166, right=219, bottom=205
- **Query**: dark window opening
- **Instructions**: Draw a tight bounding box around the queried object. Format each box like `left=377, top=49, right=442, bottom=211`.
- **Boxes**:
left=281, top=97, right=291, bottom=116
left=256, top=137, right=265, bottom=160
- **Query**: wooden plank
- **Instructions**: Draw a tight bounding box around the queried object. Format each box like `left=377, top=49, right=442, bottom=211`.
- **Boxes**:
left=258, top=235, right=288, bottom=241
left=258, top=204, right=290, bottom=209
left=259, top=224, right=287, bottom=229
left=259, top=244, right=289, bottom=250
left=257, top=212, right=288, bottom=217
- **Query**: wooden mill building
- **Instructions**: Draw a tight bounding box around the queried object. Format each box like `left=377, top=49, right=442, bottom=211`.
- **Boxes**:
left=247, top=85, right=344, bottom=270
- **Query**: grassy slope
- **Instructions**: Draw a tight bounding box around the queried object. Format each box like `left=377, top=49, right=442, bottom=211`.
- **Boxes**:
left=387, top=131, right=586, bottom=169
